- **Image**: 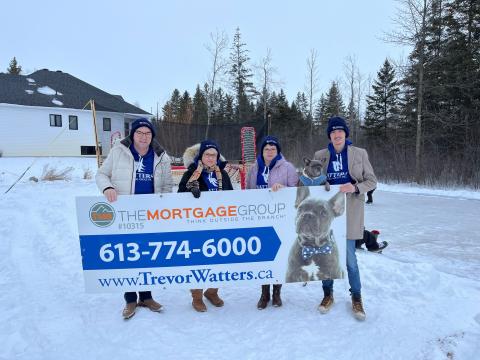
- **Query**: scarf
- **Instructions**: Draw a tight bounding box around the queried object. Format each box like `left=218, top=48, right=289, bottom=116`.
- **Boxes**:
left=187, top=161, right=223, bottom=191
left=256, top=154, right=282, bottom=189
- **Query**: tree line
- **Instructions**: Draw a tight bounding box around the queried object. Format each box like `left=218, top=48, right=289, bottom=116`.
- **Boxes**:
left=155, top=1, right=479, bottom=188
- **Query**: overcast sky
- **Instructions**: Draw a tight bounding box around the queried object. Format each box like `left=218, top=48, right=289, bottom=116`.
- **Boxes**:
left=1, top=0, right=408, bottom=114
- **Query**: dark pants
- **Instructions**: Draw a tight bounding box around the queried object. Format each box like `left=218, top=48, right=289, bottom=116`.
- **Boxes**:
left=366, top=188, right=375, bottom=203
left=124, top=291, right=152, bottom=304
left=355, top=230, right=379, bottom=250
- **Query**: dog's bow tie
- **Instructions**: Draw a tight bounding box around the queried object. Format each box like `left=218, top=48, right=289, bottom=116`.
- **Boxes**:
left=301, top=243, right=332, bottom=260
left=299, top=175, right=327, bottom=186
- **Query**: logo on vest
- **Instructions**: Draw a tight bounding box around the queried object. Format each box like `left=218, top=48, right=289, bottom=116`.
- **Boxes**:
left=136, top=157, right=146, bottom=173
left=262, top=167, right=270, bottom=184
left=332, top=153, right=343, bottom=172
left=208, top=173, right=218, bottom=187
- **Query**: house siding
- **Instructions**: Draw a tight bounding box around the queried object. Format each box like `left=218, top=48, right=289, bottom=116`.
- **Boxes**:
left=0, top=104, right=138, bottom=156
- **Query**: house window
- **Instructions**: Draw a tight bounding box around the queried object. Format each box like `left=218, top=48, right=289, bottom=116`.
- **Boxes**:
left=69, top=115, right=78, bottom=130
left=81, top=146, right=102, bottom=155
left=49, top=114, right=62, bottom=127
left=103, top=117, right=111, bottom=131
left=124, top=121, right=130, bottom=137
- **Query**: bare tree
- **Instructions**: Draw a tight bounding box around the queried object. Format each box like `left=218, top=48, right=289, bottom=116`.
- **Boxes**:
left=385, top=0, right=432, bottom=183
left=204, top=30, right=228, bottom=138
left=255, top=48, right=282, bottom=131
left=305, top=49, right=319, bottom=131
left=343, top=55, right=359, bottom=142
left=355, top=68, right=367, bottom=143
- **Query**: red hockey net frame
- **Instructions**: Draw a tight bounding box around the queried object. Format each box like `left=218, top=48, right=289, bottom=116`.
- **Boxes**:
left=240, top=127, right=257, bottom=189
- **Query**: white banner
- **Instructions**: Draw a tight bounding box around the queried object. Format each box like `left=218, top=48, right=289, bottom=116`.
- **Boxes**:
left=76, top=186, right=346, bottom=293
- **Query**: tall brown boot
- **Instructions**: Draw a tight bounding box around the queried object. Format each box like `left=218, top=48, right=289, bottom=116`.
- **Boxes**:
left=272, top=284, right=282, bottom=307
left=204, top=288, right=224, bottom=307
left=257, top=285, right=270, bottom=310
left=191, top=289, right=207, bottom=312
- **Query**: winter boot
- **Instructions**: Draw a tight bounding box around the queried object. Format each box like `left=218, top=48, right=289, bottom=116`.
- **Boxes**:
left=369, top=241, right=388, bottom=253
left=191, top=289, right=207, bottom=312
left=257, top=285, right=270, bottom=310
left=137, top=298, right=163, bottom=312
left=204, top=288, right=224, bottom=307
left=122, top=302, right=137, bottom=319
left=272, top=284, right=283, bottom=307
left=351, top=295, right=366, bottom=321
left=318, top=291, right=334, bottom=314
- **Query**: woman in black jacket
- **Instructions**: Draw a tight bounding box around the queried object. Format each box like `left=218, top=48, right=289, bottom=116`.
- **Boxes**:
left=178, top=140, right=233, bottom=312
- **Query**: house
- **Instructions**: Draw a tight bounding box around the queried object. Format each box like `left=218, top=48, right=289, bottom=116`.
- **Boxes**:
left=0, top=69, right=151, bottom=157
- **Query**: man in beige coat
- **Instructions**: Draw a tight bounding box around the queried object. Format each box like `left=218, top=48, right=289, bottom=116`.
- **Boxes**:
left=96, top=118, right=173, bottom=319
left=314, top=116, right=376, bottom=321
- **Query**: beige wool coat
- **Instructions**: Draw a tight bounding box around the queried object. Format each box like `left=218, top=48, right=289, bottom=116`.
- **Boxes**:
left=96, top=137, right=173, bottom=195
left=314, top=145, right=377, bottom=239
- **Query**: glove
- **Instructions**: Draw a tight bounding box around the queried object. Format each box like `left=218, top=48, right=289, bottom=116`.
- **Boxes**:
left=186, top=180, right=201, bottom=198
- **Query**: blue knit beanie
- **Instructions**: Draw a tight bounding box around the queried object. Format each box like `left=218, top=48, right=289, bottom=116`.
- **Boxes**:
left=260, top=135, right=282, bottom=154
left=196, top=139, right=220, bottom=162
left=130, top=118, right=156, bottom=139
left=326, top=116, right=349, bottom=139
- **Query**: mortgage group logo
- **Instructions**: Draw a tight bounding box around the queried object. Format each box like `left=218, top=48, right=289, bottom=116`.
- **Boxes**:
left=115, top=202, right=287, bottom=223
left=89, top=202, right=116, bottom=227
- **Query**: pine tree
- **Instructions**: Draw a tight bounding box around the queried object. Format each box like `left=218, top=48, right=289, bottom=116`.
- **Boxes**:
left=313, top=94, right=327, bottom=128
left=428, top=0, right=480, bottom=151
left=324, top=82, right=345, bottom=121
left=178, top=91, right=193, bottom=124
left=295, top=92, right=309, bottom=120
left=363, top=59, right=400, bottom=140
left=7, top=57, right=22, bottom=75
left=192, top=85, right=208, bottom=124
left=211, top=88, right=226, bottom=124
left=229, top=27, right=256, bottom=123
left=224, top=94, right=235, bottom=124
left=162, top=89, right=181, bottom=122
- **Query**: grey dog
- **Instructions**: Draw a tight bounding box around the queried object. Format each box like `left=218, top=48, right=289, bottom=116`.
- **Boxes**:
left=285, top=187, right=345, bottom=283
left=299, top=157, right=330, bottom=191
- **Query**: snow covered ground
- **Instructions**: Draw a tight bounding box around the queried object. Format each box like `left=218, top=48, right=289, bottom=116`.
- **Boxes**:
left=1, top=157, right=479, bottom=360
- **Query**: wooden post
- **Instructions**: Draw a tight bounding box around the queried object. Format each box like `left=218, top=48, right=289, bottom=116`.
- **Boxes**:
left=90, top=99, right=102, bottom=168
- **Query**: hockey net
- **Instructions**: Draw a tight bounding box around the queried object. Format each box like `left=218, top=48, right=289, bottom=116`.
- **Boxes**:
left=240, top=127, right=257, bottom=189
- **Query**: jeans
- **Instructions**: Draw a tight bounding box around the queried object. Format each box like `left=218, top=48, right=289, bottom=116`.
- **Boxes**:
left=124, top=291, right=152, bottom=304
left=322, top=239, right=361, bottom=298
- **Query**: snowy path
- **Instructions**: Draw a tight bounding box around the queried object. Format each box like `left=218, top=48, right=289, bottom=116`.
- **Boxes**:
left=0, top=159, right=479, bottom=360
left=365, top=190, right=480, bottom=281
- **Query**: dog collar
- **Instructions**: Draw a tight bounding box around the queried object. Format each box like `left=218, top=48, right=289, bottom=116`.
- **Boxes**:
left=299, top=174, right=327, bottom=186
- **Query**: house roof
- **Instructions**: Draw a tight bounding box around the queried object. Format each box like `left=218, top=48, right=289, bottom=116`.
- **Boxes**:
left=0, top=69, right=150, bottom=115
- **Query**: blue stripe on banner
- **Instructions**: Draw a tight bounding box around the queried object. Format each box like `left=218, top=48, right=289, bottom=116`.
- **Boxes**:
left=80, top=227, right=281, bottom=270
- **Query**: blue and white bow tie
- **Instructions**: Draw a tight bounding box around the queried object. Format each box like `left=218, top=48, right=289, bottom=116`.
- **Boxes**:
left=301, top=243, right=332, bottom=260
left=299, top=175, right=327, bottom=186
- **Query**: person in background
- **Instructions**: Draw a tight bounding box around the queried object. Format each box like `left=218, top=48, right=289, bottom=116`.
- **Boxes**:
left=313, top=116, right=377, bottom=321
left=246, top=135, right=299, bottom=309
left=355, top=228, right=388, bottom=252
left=96, top=118, right=173, bottom=320
left=366, top=188, right=375, bottom=204
left=178, top=140, right=233, bottom=312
